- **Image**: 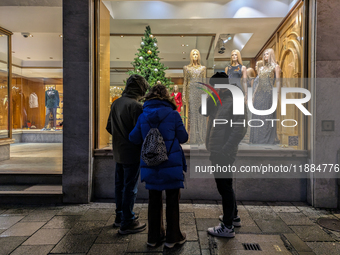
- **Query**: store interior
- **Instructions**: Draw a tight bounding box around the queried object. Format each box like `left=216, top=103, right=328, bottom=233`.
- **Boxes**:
left=0, top=0, right=63, bottom=173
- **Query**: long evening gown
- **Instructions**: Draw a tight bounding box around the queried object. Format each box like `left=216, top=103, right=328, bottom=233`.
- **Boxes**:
left=183, top=65, right=206, bottom=145
left=249, top=63, right=279, bottom=144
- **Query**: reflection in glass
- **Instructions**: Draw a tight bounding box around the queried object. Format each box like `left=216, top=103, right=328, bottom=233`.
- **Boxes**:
left=0, top=33, right=9, bottom=138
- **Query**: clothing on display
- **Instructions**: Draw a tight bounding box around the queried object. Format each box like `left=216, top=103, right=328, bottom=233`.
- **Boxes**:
left=44, top=108, right=57, bottom=128
left=45, top=89, right=59, bottom=109
left=29, top=93, right=38, bottom=108
left=43, top=88, right=60, bottom=129
left=171, top=92, right=182, bottom=113
left=182, top=49, right=207, bottom=145
left=250, top=62, right=279, bottom=144
left=227, top=64, right=243, bottom=91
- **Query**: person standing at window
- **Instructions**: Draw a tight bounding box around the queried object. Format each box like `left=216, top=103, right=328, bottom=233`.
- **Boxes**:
left=106, top=74, right=149, bottom=234
left=129, top=84, right=188, bottom=248
left=202, top=72, right=247, bottom=238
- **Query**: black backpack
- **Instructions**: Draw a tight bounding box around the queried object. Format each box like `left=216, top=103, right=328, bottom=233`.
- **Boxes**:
left=141, top=112, right=174, bottom=167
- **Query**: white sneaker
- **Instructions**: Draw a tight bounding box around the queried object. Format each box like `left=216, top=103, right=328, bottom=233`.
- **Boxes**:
left=207, top=223, right=235, bottom=238
left=219, top=215, right=241, bottom=227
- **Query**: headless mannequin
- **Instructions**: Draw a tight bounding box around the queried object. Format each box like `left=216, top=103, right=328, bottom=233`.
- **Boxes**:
left=171, top=85, right=183, bottom=113
left=43, top=87, right=59, bottom=131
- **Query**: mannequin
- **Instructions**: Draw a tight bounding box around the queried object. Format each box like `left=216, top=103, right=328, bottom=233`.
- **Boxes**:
left=225, top=49, right=247, bottom=96
left=182, top=49, right=206, bottom=144
left=42, top=87, right=59, bottom=131
left=250, top=48, right=281, bottom=144
left=252, top=60, right=263, bottom=96
left=171, top=85, right=183, bottom=113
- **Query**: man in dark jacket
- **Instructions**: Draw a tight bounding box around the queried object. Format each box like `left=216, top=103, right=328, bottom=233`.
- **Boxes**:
left=106, top=74, right=149, bottom=234
left=203, top=72, right=247, bottom=238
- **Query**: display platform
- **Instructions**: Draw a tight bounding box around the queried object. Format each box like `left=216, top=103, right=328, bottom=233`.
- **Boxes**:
left=0, top=143, right=62, bottom=174
left=12, top=129, right=62, bottom=143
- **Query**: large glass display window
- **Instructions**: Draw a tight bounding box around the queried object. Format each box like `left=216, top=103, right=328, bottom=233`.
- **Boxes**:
left=0, top=1, right=63, bottom=175
left=96, top=0, right=309, bottom=151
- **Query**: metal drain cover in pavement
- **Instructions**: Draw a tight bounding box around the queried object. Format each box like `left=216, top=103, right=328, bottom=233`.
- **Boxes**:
left=242, top=243, right=262, bottom=251
left=317, top=218, right=340, bottom=232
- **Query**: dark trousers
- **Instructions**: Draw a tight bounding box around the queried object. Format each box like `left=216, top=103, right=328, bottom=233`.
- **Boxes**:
left=115, top=162, right=140, bottom=228
left=44, top=108, right=57, bottom=128
left=148, top=189, right=184, bottom=243
left=214, top=178, right=238, bottom=226
left=211, top=156, right=238, bottom=226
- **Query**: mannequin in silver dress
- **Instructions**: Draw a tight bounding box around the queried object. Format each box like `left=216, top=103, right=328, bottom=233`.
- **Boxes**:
left=250, top=49, right=281, bottom=144
left=225, top=49, right=247, bottom=97
left=182, top=49, right=207, bottom=144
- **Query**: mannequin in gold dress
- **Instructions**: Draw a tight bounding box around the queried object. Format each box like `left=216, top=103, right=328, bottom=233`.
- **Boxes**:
left=182, top=49, right=207, bottom=144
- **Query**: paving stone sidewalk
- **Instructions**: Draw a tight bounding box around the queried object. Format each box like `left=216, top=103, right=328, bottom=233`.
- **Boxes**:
left=0, top=201, right=340, bottom=255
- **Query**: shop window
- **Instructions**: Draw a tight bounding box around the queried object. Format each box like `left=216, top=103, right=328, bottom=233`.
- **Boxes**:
left=0, top=1, right=63, bottom=173
left=96, top=0, right=308, bottom=151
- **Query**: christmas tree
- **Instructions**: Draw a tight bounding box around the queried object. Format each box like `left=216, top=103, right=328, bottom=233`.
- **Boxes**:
left=127, top=26, right=173, bottom=89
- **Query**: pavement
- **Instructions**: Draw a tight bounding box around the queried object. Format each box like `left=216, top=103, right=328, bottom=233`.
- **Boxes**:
left=0, top=201, right=340, bottom=255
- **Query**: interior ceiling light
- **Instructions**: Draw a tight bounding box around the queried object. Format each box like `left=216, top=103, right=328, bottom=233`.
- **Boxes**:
left=59, top=34, right=63, bottom=38
left=186, top=44, right=189, bottom=47
left=29, top=34, right=33, bottom=37
left=181, top=44, right=185, bottom=46
left=120, top=35, right=124, bottom=37
left=180, top=35, right=184, bottom=37
left=182, top=52, right=186, bottom=54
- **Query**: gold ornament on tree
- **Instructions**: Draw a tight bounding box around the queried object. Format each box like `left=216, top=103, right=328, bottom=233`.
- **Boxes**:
left=149, top=34, right=154, bottom=38
left=147, top=50, right=152, bottom=54
left=157, top=80, right=161, bottom=84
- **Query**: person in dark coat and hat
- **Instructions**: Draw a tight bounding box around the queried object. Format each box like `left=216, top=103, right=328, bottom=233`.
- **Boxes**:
left=106, top=74, right=149, bottom=234
left=129, top=84, right=188, bottom=248
left=202, top=72, right=247, bottom=238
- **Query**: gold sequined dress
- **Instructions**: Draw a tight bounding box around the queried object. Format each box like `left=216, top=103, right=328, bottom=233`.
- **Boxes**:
left=250, top=63, right=279, bottom=144
left=183, top=65, right=206, bottom=144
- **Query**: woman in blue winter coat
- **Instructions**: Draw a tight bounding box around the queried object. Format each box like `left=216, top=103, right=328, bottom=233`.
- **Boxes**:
left=129, top=84, right=188, bottom=248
